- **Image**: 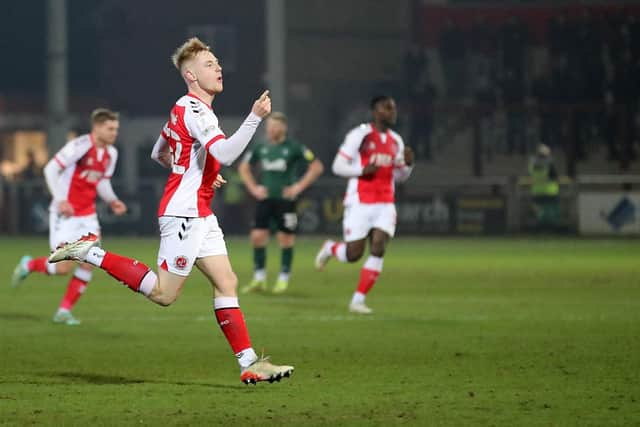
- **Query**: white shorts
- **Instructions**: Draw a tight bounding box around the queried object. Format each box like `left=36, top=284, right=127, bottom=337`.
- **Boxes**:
left=49, top=212, right=100, bottom=251
left=342, top=203, right=397, bottom=242
left=157, top=215, right=228, bottom=276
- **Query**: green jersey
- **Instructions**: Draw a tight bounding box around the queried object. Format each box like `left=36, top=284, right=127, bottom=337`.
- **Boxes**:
left=242, top=138, right=315, bottom=199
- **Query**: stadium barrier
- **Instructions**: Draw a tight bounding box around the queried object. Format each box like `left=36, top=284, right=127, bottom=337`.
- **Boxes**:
left=2, top=175, right=638, bottom=236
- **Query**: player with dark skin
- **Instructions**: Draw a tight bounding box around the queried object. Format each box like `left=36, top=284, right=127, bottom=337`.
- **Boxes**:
left=343, top=98, right=414, bottom=263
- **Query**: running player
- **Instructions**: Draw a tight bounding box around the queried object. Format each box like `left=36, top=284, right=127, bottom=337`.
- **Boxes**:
left=48, top=38, right=293, bottom=384
left=314, top=96, right=414, bottom=314
left=11, top=109, right=127, bottom=325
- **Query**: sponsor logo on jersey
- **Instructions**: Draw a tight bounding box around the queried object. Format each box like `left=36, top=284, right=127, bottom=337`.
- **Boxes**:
left=174, top=255, right=189, bottom=270
left=78, top=169, right=104, bottom=183
left=261, top=158, right=287, bottom=171
left=370, top=153, right=393, bottom=167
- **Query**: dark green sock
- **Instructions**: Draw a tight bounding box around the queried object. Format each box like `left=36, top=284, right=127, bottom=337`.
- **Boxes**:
left=253, top=247, right=266, bottom=272
left=281, top=247, right=293, bottom=274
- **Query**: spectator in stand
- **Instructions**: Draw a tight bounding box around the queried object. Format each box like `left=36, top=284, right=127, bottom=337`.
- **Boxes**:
left=531, top=63, right=558, bottom=150
left=404, top=43, right=428, bottom=98
left=409, top=76, right=436, bottom=161
left=405, top=43, right=434, bottom=160
left=501, top=68, right=526, bottom=155
left=610, top=49, right=639, bottom=165
left=500, top=16, right=529, bottom=78
left=549, top=12, right=571, bottom=63
left=628, top=15, right=640, bottom=60
left=439, top=18, right=467, bottom=99
left=469, top=15, right=498, bottom=108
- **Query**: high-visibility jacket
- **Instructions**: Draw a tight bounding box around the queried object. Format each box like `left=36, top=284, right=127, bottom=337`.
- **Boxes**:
left=529, top=158, right=559, bottom=196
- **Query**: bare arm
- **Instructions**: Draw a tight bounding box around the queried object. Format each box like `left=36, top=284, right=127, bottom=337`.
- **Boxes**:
left=283, top=159, right=324, bottom=199
left=238, top=161, right=267, bottom=200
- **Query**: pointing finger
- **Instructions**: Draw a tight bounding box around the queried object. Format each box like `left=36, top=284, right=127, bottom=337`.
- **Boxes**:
left=259, top=90, right=270, bottom=101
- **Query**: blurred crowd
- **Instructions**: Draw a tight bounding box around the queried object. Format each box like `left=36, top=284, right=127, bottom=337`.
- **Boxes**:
left=0, top=131, right=49, bottom=181
left=405, top=9, right=640, bottom=165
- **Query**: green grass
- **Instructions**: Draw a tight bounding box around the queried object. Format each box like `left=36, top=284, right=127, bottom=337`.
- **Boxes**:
left=1, top=236, right=639, bottom=426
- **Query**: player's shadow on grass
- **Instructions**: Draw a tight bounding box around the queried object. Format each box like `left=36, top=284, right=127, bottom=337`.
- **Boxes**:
left=0, top=312, right=42, bottom=322
left=48, top=372, right=243, bottom=389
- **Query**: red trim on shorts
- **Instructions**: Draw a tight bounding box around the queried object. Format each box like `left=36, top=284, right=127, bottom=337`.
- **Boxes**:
left=54, top=156, right=65, bottom=168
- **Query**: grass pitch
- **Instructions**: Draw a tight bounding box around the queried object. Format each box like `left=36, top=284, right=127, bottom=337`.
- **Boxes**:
left=0, top=236, right=639, bottom=426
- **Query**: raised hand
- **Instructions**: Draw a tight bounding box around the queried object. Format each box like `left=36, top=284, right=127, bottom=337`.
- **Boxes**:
left=251, top=90, right=271, bottom=118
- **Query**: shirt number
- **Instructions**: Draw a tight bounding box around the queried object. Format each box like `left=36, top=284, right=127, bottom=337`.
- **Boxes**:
left=170, top=142, right=185, bottom=174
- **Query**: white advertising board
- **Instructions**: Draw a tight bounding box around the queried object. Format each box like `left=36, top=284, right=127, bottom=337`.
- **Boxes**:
left=578, top=193, right=640, bottom=235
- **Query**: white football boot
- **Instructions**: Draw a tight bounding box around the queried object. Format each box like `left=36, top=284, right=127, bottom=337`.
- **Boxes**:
left=240, top=356, right=294, bottom=385
left=349, top=302, right=373, bottom=314
left=52, top=310, right=81, bottom=326
left=11, top=255, right=32, bottom=288
left=48, top=233, right=100, bottom=263
left=314, top=240, right=333, bottom=271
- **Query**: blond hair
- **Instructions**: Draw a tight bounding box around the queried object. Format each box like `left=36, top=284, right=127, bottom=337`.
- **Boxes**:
left=90, top=108, right=119, bottom=125
left=171, top=37, right=210, bottom=70
left=268, top=112, right=288, bottom=124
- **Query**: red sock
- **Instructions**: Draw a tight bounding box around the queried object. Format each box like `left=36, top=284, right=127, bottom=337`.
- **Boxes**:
left=101, top=252, right=150, bottom=292
left=215, top=308, right=252, bottom=354
left=330, top=242, right=342, bottom=256
left=28, top=257, right=51, bottom=274
left=356, top=268, right=380, bottom=295
left=59, top=276, right=88, bottom=310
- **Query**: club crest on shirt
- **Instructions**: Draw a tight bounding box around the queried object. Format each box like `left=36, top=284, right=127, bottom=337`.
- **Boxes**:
left=174, top=255, right=189, bottom=270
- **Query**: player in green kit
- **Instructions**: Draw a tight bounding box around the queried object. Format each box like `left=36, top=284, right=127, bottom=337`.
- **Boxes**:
left=239, top=112, right=324, bottom=293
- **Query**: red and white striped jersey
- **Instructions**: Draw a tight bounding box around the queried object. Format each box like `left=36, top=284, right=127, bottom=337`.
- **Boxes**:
left=338, top=123, right=406, bottom=205
left=50, top=134, right=118, bottom=216
left=157, top=93, right=226, bottom=217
